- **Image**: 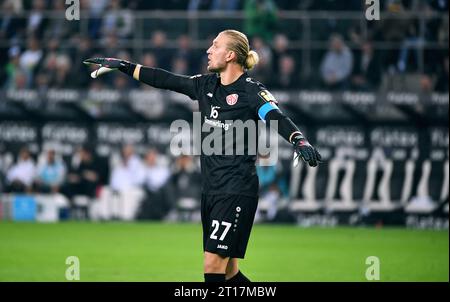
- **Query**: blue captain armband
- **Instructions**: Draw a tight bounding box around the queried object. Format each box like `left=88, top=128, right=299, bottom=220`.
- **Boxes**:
left=258, top=102, right=279, bottom=121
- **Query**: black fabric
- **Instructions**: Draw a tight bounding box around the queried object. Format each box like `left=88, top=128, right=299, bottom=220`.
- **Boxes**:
left=204, top=273, right=226, bottom=282
left=137, top=66, right=198, bottom=100
left=201, top=193, right=258, bottom=259
left=266, top=109, right=302, bottom=143
left=226, top=270, right=251, bottom=283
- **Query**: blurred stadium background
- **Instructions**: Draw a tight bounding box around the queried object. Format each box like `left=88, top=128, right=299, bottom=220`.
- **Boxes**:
left=0, top=0, right=448, bottom=281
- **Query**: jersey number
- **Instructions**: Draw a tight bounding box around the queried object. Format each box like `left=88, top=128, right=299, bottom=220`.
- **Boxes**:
left=210, top=220, right=232, bottom=241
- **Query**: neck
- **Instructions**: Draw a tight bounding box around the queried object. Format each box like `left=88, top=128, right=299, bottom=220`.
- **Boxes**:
left=219, top=64, right=244, bottom=85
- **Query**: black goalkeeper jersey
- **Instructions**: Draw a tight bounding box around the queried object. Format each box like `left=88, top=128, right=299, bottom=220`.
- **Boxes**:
left=189, top=72, right=277, bottom=197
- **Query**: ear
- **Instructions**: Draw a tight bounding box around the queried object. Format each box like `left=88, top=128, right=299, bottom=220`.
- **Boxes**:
left=225, top=50, right=236, bottom=63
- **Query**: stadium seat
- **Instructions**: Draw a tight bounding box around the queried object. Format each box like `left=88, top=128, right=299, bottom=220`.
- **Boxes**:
left=362, top=148, right=403, bottom=212
left=405, top=150, right=449, bottom=214
left=175, top=197, right=200, bottom=222
left=324, top=156, right=359, bottom=212
left=288, top=161, right=323, bottom=212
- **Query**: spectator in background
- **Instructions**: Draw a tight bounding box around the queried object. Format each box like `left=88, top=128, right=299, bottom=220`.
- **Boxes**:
left=434, top=55, right=449, bottom=92
left=44, top=0, right=77, bottom=40
left=26, top=0, right=47, bottom=39
left=168, top=155, right=202, bottom=214
left=150, top=30, right=173, bottom=70
left=110, top=144, right=145, bottom=192
left=69, top=35, right=95, bottom=88
left=143, top=149, right=171, bottom=193
left=271, top=33, right=294, bottom=76
left=244, top=0, right=279, bottom=43
left=86, top=0, right=110, bottom=39
left=39, top=38, right=71, bottom=88
left=372, top=1, right=418, bottom=73
left=175, top=35, right=200, bottom=75
left=272, top=55, right=299, bottom=89
left=248, top=36, right=273, bottom=84
left=256, top=162, right=278, bottom=194
left=97, top=144, right=145, bottom=220
left=137, top=149, right=172, bottom=220
left=3, top=46, right=21, bottom=89
left=13, top=70, right=28, bottom=90
left=256, top=155, right=283, bottom=221
left=0, top=0, right=25, bottom=41
left=141, top=52, right=158, bottom=68
left=351, top=41, right=382, bottom=90
left=0, top=146, right=13, bottom=192
left=101, top=0, right=134, bottom=40
left=171, top=56, right=189, bottom=75
left=320, top=34, right=353, bottom=90
left=100, top=33, right=126, bottom=58
left=6, top=147, right=36, bottom=193
left=35, top=149, right=66, bottom=193
left=62, top=145, right=100, bottom=201
left=19, top=36, right=43, bottom=88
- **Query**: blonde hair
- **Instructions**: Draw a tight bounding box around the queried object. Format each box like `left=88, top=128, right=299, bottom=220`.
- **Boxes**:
left=221, top=29, right=259, bottom=70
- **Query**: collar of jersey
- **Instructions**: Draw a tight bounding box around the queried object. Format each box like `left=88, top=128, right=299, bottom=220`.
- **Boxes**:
left=217, top=72, right=248, bottom=87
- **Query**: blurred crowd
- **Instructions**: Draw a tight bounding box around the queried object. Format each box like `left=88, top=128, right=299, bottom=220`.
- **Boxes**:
left=0, top=144, right=290, bottom=221
left=0, top=0, right=448, bottom=92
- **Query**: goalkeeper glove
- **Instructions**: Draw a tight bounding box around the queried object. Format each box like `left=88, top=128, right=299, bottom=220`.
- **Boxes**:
left=292, top=134, right=322, bottom=167
left=83, top=57, right=135, bottom=78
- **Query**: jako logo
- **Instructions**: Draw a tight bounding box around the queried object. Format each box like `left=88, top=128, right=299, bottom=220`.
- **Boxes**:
left=65, top=0, right=80, bottom=21
left=365, top=0, right=380, bottom=21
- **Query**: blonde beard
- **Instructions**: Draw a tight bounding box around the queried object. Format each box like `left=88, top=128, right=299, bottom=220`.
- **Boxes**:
left=207, top=62, right=226, bottom=73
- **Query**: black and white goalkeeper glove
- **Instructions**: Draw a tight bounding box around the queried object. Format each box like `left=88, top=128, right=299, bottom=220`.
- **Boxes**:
left=83, top=57, right=135, bottom=78
left=292, top=134, right=322, bottom=167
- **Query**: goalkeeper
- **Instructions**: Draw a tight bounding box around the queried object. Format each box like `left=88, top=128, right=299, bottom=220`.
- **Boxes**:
left=84, top=29, right=321, bottom=283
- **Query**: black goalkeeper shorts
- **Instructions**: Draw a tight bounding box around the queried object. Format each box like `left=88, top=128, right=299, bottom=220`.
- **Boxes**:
left=201, top=193, right=258, bottom=259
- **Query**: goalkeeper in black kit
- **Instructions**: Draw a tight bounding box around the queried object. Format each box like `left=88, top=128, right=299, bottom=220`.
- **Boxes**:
left=84, top=29, right=321, bottom=283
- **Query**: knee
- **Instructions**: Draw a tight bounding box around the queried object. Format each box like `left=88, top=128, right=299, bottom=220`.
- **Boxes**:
left=204, top=253, right=227, bottom=273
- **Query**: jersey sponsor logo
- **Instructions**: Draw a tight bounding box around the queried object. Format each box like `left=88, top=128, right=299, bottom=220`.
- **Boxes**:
left=207, top=92, right=213, bottom=98
left=210, top=105, right=220, bottom=119
left=226, top=94, right=239, bottom=106
left=258, top=90, right=278, bottom=104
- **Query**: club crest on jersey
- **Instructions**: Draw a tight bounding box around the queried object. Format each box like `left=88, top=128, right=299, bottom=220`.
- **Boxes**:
left=258, top=90, right=277, bottom=104
left=226, top=94, right=239, bottom=106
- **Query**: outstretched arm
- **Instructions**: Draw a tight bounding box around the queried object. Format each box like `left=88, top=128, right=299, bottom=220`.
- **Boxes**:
left=83, top=57, right=198, bottom=100
left=254, top=89, right=322, bottom=167
left=265, top=108, right=322, bottom=167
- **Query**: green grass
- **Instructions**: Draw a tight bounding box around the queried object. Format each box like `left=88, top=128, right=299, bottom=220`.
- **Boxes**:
left=0, top=222, right=448, bottom=282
